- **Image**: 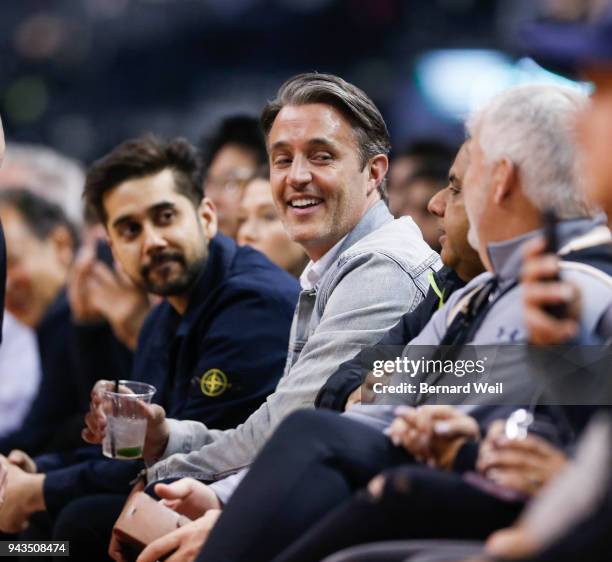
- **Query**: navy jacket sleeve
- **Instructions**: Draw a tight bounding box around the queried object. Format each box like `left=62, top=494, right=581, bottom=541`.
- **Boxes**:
left=169, top=283, right=297, bottom=429
left=35, top=445, right=101, bottom=473
left=43, top=457, right=143, bottom=518
left=0, top=316, right=133, bottom=456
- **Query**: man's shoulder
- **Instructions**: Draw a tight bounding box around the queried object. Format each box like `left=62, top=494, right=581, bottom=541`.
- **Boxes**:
left=223, top=244, right=300, bottom=304
left=339, top=216, right=439, bottom=271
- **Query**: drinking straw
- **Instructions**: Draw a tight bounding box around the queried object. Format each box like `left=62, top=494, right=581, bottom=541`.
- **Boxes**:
left=110, top=379, right=119, bottom=457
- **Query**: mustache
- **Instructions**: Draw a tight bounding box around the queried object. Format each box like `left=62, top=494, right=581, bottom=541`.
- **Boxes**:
left=141, top=251, right=185, bottom=276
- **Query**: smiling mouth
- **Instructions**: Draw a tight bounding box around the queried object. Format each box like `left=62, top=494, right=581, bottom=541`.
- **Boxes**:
left=287, top=197, right=323, bottom=210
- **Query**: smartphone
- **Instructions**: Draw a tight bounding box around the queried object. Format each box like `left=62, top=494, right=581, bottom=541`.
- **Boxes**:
left=96, top=239, right=115, bottom=270
left=541, top=209, right=567, bottom=319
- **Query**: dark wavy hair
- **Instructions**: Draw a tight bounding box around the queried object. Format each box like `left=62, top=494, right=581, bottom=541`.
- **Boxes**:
left=84, top=135, right=203, bottom=224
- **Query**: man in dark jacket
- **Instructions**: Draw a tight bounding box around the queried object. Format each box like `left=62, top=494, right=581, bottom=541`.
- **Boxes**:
left=0, top=189, right=89, bottom=457
left=0, top=136, right=299, bottom=536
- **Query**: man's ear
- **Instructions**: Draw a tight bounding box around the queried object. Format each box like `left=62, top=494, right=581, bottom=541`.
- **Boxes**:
left=49, top=225, right=75, bottom=268
left=367, top=154, right=389, bottom=197
left=492, top=157, right=517, bottom=205
left=198, top=197, right=218, bottom=239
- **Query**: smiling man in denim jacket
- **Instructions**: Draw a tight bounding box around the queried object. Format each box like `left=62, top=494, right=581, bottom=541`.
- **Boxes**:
left=69, top=73, right=441, bottom=561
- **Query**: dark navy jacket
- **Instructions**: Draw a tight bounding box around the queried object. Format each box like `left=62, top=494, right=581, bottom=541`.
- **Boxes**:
left=40, top=234, right=300, bottom=515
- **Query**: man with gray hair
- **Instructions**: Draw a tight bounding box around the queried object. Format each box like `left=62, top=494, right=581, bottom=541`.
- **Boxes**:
left=190, top=82, right=612, bottom=562
left=463, top=84, right=593, bottom=261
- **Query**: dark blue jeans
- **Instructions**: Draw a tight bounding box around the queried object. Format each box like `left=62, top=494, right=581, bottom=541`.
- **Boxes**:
left=52, top=494, right=125, bottom=562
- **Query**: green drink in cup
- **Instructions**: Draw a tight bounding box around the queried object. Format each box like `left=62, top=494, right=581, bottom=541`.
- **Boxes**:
left=102, top=381, right=156, bottom=460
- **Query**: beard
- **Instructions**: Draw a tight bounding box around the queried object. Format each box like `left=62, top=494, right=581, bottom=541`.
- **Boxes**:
left=140, top=249, right=205, bottom=296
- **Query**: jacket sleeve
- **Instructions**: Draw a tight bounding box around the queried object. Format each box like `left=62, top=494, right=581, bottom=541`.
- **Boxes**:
left=166, top=284, right=295, bottom=430
left=73, top=322, right=133, bottom=407
left=315, top=287, right=441, bottom=411
left=314, top=315, right=409, bottom=411
left=35, top=445, right=102, bottom=473
left=147, top=251, right=429, bottom=483
left=43, top=457, right=143, bottom=517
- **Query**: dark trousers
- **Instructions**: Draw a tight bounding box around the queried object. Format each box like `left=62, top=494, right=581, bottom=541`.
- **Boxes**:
left=273, top=465, right=524, bottom=562
left=51, top=494, right=126, bottom=562
left=198, top=409, right=411, bottom=562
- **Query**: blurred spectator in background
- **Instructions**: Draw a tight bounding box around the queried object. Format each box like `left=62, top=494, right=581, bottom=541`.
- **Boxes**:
left=0, top=189, right=87, bottom=456
left=0, top=143, right=85, bottom=441
left=237, top=165, right=308, bottom=278
left=519, top=0, right=612, bottom=348
left=390, top=163, right=450, bottom=252
left=0, top=143, right=84, bottom=226
left=387, top=140, right=455, bottom=251
left=0, top=313, right=40, bottom=438
left=0, top=121, right=36, bottom=441
left=0, top=119, right=4, bottom=339
left=200, top=115, right=267, bottom=239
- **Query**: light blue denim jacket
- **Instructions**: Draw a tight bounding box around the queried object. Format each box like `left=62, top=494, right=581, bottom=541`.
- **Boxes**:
left=146, top=201, right=441, bottom=483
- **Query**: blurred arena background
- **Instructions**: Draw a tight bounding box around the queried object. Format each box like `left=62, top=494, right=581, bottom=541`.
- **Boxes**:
left=0, top=0, right=593, bottom=164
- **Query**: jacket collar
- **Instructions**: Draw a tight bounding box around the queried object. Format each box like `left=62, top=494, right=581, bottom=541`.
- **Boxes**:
left=335, top=200, right=394, bottom=258
left=298, top=200, right=394, bottom=292
left=175, top=233, right=237, bottom=337
left=486, top=215, right=608, bottom=285
left=134, top=234, right=238, bottom=351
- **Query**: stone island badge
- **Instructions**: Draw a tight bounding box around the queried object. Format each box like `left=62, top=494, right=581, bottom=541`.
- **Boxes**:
left=200, top=369, right=229, bottom=397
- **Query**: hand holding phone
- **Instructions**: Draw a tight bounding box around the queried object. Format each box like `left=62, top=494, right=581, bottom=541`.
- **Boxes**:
left=541, top=209, right=568, bottom=319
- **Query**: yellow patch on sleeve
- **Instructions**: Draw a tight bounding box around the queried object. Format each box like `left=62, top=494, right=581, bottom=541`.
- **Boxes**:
left=200, top=369, right=229, bottom=397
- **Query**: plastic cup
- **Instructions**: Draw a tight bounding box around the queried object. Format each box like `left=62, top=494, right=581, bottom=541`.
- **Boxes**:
left=102, top=381, right=156, bottom=460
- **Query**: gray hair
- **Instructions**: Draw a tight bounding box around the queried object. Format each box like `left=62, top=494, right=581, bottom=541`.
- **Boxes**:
left=1, top=143, right=85, bottom=225
left=466, top=84, right=591, bottom=219
left=261, top=72, right=391, bottom=199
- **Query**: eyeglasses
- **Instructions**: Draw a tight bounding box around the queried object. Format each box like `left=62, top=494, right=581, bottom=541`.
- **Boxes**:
left=204, top=168, right=253, bottom=194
